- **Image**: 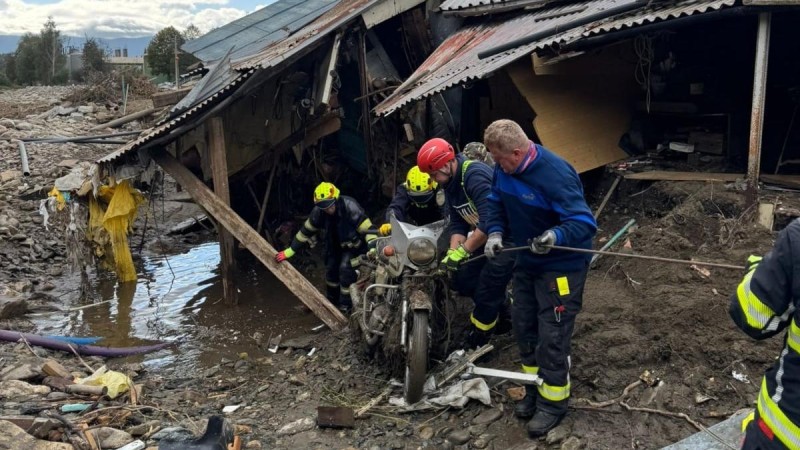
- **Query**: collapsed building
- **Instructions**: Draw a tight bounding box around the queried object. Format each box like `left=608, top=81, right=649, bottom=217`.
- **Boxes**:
left=77, top=0, right=800, bottom=327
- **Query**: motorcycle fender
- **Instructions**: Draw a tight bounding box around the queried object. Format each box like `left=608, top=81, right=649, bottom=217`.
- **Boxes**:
left=409, top=289, right=432, bottom=311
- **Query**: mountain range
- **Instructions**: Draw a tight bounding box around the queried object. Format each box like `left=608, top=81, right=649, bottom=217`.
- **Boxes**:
left=0, top=35, right=153, bottom=56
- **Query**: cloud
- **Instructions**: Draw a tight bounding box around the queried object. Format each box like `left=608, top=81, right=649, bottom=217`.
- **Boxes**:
left=0, top=0, right=247, bottom=38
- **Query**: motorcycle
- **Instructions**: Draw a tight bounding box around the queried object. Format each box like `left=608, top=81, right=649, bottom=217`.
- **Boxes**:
left=352, top=216, right=451, bottom=404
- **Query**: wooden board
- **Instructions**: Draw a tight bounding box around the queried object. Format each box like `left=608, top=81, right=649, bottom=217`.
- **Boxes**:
left=151, top=150, right=347, bottom=330
left=623, top=171, right=800, bottom=189
left=208, top=117, right=239, bottom=305
left=506, top=45, right=635, bottom=173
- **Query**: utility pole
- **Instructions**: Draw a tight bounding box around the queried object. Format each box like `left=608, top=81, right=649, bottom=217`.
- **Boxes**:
left=174, top=38, right=179, bottom=89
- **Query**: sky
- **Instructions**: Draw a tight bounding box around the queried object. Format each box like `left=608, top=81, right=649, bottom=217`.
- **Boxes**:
left=0, top=0, right=275, bottom=38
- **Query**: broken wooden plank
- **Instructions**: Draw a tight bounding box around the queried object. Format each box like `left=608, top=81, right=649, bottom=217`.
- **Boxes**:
left=151, top=87, right=192, bottom=108
left=355, top=385, right=392, bottom=418
left=90, top=107, right=163, bottom=131
left=150, top=150, right=347, bottom=330
left=317, top=406, right=355, bottom=428
left=42, top=359, right=72, bottom=380
left=594, top=175, right=621, bottom=219
left=435, top=344, right=494, bottom=389
left=624, top=171, right=800, bottom=189
left=208, top=117, right=238, bottom=305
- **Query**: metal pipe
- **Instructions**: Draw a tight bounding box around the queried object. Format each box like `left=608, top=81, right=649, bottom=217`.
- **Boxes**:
left=477, top=0, right=645, bottom=60
left=400, top=299, right=409, bottom=349
left=22, top=130, right=141, bottom=143
left=591, top=218, right=636, bottom=265
left=362, top=283, right=399, bottom=337
left=17, top=140, right=29, bottom=176
left=746, top=12, right=772, bottom=208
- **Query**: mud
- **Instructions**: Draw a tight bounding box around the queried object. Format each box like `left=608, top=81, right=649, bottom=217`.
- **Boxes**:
left=1, top=85, right=797, bottom=449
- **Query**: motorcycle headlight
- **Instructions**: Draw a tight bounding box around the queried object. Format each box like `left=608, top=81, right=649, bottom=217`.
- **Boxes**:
left=407, top=238, right=436, bottom=266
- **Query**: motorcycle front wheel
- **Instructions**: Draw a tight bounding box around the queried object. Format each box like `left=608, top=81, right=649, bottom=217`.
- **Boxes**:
left=404, top=310, right=429, bottom=404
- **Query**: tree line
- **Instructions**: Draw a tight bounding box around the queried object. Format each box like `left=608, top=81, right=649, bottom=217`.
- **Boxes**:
left=0, top=18, right=202, bottom=87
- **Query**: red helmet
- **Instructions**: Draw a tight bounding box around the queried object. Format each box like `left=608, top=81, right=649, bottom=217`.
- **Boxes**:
left=417, top=138, right=455, bottom=173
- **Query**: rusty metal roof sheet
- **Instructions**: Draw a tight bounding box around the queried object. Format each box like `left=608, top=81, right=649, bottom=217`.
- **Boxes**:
left=439, top=0, right=557, bottom=15
left=97, top=70, right=255, bottom=164
left=374, top=0, right=735, bottom=116
left=233, top=0, right=380, bottom=70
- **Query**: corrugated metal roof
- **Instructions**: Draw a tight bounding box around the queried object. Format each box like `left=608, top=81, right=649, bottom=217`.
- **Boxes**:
left=439, top=0, right=555, bottom=15
left=584, top=0, right=735, bottom=35
left=97, top=70, right=255, bottom=164
left=182, top=0, right=339, bottom=63
left=233, top=0, right=380, bottom=70
left=374, top=0, right=735, bottom=116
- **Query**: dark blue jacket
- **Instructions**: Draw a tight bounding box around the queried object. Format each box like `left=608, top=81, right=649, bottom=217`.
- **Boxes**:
left=385, top=184, right=444, bottom=226
left=486, top=144, right=596, bottom=272
left=444, top=154, right=494, bottom=236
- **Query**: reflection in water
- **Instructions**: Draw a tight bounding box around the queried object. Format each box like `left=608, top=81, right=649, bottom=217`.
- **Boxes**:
left=34, top=242, right=320, bottom=371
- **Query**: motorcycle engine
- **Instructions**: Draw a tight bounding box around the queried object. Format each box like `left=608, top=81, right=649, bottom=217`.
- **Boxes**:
left=365, top=303, right=390, bottom=346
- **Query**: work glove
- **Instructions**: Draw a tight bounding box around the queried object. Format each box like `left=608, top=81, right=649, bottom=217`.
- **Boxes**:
left=485, top=232, right=504, bottom=259
left=530, top=230, right=557, bottom=254
left=441, top=245, right=470, bottom=271
left=275, top=247, right=295, bottom=263
left=379, top=223, right=392, bottom=236
left=745, top=255, right=762, bottom=273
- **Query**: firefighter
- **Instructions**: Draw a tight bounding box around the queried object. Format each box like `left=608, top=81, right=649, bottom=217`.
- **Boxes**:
left=730, top=219, right=800, bottom=449
left=416, top=137, right=514, bottom=349
left=378, top=166, right=445, bottom=236
left=275, top=182, right=376, bottom=314
left=483, top=119, right=597, bottom=437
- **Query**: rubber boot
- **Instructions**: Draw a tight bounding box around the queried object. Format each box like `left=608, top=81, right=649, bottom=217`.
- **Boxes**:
left=526, top=410, right=566, bottom=438
left=514, top=385, right=538, bottom=419
left=464, top=327, right=491, bottom=349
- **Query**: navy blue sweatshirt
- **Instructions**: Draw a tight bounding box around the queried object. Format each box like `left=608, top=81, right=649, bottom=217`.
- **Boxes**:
left=444, top=154, right=494, bottom=236
left=486, top=144, right=596, bottom=271
left=385, top=184, right=444, bottom=226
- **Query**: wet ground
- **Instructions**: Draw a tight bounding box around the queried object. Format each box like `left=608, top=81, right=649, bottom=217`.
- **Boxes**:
left=31, top=241, right=320, bottom=372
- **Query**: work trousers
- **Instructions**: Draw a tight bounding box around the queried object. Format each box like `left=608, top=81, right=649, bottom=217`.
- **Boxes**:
left=452, top=242, right=515, bottom=331
left=512, top=266, right=588, bottom=415
left=324, top=245, right=364, bottom=309
left=741, top=413, right=791, bottom=450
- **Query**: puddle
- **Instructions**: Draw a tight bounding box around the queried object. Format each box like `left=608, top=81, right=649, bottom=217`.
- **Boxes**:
left=33, top=242, right=322, bottom=372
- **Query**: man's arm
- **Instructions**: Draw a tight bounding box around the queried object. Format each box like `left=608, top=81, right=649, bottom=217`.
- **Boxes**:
left=729, top=222, right=796, bottom=340
left=385, top=185, right=409, bottom=223
left=485, top=166, right=508, bottom=236
left=289, top=208, right=323, bottom=252
left=541, top=165, right=596, bottom=246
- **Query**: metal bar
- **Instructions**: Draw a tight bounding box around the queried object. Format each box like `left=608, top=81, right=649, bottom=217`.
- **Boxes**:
left=467, top=366, right=543, bottom=385
left=21, top=131, right=142, bottom=143
left=591, top=218, right=636, bottom=265
left=746, top=12, right=772, bottom=208
left=18, top=140, right=30, bottom=176
left=549, top=245, right=745, bottom=270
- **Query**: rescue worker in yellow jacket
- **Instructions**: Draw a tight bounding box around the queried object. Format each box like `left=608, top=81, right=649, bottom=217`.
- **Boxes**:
left=378, top=166, right=445, bottom=236
left=275, top=182, right=376, bottom=314
left=730, top=218, right=800, bottom=449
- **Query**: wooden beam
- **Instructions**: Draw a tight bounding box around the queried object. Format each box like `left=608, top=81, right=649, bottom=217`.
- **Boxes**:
left=150, top=149, right=347, bottom=330
left=746, top=12, right=771, bottom=208
left=208, top=117, right=238, bottom=305
left=90, top=107, right=162, bottom=131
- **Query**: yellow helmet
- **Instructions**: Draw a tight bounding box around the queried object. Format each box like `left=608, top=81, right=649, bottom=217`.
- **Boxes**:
left=313, top=182, right=339, bottom=209
left=406, top=166, right=437, bottom=194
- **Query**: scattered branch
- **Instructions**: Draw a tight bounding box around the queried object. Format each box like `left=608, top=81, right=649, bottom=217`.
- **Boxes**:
left=619, top=401, right=737, bottom=450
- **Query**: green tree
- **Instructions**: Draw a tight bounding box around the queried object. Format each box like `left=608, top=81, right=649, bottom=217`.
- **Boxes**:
left=146, top=26, right=199, bottom=78
left=37, top=17, right=65, bottom=85
left=82, top=36, right=107, bottom=74
left=15, top=33, right=40, bottom=85
left=3, top=54, right=15, bottom=84
left=183, top=24, right=203, bottom=41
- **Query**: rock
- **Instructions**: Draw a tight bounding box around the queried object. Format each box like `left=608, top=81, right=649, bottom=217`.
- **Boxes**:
left=203, top=366, right=220, bottom=378
left=546, top=421, right=572, bottom=445
left=446, top=429, right=471, bottom=445
left=0, top=119, right=15, bottom=128
left=471, top=408, right=503, bottom=426
left=94, top=427, right=134, bottom=448
left=561, top=436, right=582, bottom=450
left=245, top=441, right=262, bottom=449
left=0, top=363, right=38, bottom=381
left=0, top=170, right=21, bottom=183
left=473, top=433, right=495, bottom=449
left=419, top=426, right=434, bottom=440
left=68, top=112, right=83, bottom=118
left=57, top=159, right=79, bottom=168
left=15, top=122, right=33, bottom=131
left=150, top=426, right=195, bottom=441
left=77, top=105, right=94, bottom=114
left=0, top=297, right=28, bottom=320
left=0, top=420, right=73, bottom=449
left=276, top=417, right=315, bottom=436
left=55, top=107, right=76, bottom=116
left=0, top=380, right=50, bottom=401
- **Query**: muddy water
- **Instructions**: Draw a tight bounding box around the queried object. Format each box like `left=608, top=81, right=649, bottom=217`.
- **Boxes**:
left=33, top=242, right=321, bottom=372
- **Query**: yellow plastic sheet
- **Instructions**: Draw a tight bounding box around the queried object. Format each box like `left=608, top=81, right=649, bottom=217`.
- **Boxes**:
left=102, top=180, right=144, bottom=282
left=77, top=366, right=132, bottom=399
left=47, top=187, right=66, bottom=211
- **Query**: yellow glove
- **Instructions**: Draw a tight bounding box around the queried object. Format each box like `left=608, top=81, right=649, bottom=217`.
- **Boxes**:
left=441, top=245, right=470, bottom=271
left=379, top=223, right=392, bottom=236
